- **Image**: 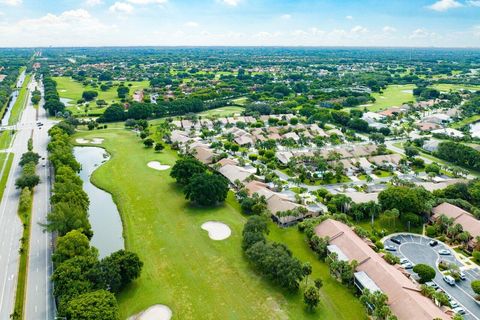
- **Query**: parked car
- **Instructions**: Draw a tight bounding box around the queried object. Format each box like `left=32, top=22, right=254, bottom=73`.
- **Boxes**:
left=400, top=258, right=409, bottom=264
left=459, top=272, right=466, bottom=280
left=438, top=249, right=451, bottom=255
left=391, top=237, right=402, bottom=245
left=385, top=245, right=397, bottom=251
left=425, top=281, right=439, bottom=289
left=453, top=307, right=466, bottom=315
left=429, top=240, right=438, bottom=247
left=402, top=262, right=414, bottom=269
left=443, top=275, right=455, bottom=286
left=450, top=300, right=460, bottom=309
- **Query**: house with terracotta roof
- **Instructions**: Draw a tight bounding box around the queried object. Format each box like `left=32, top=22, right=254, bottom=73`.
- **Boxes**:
left=432, top=202, right=480, bottom=250
left=315, top=219, right=449, bottom=320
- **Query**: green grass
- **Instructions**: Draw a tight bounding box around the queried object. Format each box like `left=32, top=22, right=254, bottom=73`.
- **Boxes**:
left=13, top=191, right=33, bottom=320
left=53, top=77, right=150, bottom=116
left=0, top=131, right=13, bottom=150
left=72, top=129, right=364, bottom=320
left=450, top=115, right=480, bottom=129
left=231, top=97, right=248, bottom=106
left=198, top=106, right=244, bottom=117
left=8, top=74, right=31, bottom=125
left=431, top=83, right=480, bottom=92
left=356, top=84, right=416, bottom=112
left=0, top=153, right=13, bottom=200
left=356, top=218, right=422, bottom=235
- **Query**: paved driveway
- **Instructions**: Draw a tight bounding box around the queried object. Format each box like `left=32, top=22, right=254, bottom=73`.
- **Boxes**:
left=383, top=233, right=480, bottom=320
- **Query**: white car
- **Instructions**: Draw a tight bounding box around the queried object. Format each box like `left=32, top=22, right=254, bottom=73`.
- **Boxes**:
left=400, top=258, right=409, bottom=264
left=453, top=307, right=466, bottom=315
left=438, top=249, right=451, bottom=255
left=450, top=301, right=460, bottom=309
left=385, top=245, right=397, bottom=251
left=402, top=262, right=414, bottom=269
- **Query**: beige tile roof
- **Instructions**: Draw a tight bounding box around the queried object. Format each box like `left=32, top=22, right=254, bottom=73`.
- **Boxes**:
left=315, top=219, right=448, bottom=320
left=432, top=202, right=480, bottom=238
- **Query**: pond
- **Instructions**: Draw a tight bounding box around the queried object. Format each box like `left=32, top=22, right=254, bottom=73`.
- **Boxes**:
left=470, top=121, right=480, bottom=138
left=74, top=146, right=124, bottom=258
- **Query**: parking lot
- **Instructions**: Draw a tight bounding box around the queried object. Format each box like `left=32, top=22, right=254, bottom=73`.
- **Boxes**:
left=383, top=233, right=480, bottom=320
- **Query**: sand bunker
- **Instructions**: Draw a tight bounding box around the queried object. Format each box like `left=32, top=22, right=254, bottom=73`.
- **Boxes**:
left=91, top=138, right=104, bottom=144
left=129, top=305, right=172, bottom=320
left=147, top=161, right=170, bottom=171
left=201, top=221, right=231, bottom=240
left=76, top=138, right=90, bottom=144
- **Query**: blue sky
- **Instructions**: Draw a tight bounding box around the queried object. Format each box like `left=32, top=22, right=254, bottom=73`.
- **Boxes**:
left=0, top=0, right=479, bottom=47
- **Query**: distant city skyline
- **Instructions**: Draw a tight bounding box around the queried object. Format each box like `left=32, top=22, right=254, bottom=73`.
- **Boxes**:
left=0, top=0, right=479, bottom=47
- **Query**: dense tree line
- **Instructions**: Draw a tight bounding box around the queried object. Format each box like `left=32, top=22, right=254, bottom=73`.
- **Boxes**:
left=0, top=66, right=20, bottom=119
left=242, top=216, right=305, bottom=291
left=46, top=123, right=143, bottom=319
left=43, top=75, right=66, bottom=116
left=436, top=141, right=480, bottom=170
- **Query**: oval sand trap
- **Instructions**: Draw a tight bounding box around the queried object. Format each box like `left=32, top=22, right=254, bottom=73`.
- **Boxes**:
left=91, top=138, right=104, bottom=144
left=147, top=161, right=170, bottom=171
left=201, top=221, right=231, bottom=240
left=76, top=138, right=90, bottom=144
left=129, top=304, right=172, bottom=320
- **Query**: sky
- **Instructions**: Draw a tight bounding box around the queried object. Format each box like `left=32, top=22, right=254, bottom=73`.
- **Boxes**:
left=0, top=0, right=479, bottom=47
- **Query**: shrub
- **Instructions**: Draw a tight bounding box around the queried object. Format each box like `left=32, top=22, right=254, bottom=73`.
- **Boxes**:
left=473, top=250, right=480, bottom=263
left=472, top=280, right=480, bottom=299
left=383, top=252, right=400, bottom=265
left=413, top=264, right=436, bottom=283
left=425, top=225, right=437, bottom=237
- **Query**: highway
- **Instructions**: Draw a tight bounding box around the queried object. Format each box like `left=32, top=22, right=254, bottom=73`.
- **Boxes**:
left=24, top=78, right=55, bottom=320
left=0, top=75, right=55, bottom=319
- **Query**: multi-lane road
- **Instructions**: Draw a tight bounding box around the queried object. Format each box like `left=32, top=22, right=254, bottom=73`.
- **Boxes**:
left=0, top=75, right=55, bottom=319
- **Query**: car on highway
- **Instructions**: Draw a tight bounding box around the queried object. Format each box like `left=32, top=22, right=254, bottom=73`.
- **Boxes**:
left=438, top=249, right=451, bottom=255
left=443, top=275, right=456, bottom=286
left=429, top=240, right=438, bottom=247
left=385, top=245, right=397, bottom=251
left=390, top=237, right=402, bottom=245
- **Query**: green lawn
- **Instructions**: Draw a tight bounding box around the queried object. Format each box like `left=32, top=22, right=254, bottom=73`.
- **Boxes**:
left=53, top=77, right=150, bottom=116
left=450, top=115, right=480, bottom=129
left=0, top=131, right=13, bottom=150
left=72, top=129, right=364, bottom=320
left=357, top=84, right=416, bottom=112
left=356, top=217, right=422, bottom=235
left=0, top=153, right=13, bottom=200
left=431, top=83, right=480, bottom=92
left=198, top=106, right=244, bottom=117
left=8, top=74, right=31, bottom=125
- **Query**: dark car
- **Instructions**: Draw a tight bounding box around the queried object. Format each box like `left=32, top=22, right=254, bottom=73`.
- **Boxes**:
left=429, top=240, right=438, bottom=247
left=391, top=237, right=401, bottom=245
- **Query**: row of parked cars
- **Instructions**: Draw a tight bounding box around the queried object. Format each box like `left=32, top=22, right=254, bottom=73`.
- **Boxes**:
left=425, top=281, right=466, bottom=315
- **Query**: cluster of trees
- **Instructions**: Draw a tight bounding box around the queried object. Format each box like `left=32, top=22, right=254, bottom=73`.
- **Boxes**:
left=46, top=123, right=143, bottom=318
left=170, top=158, right=229, bottom=206
left=436, top=141, right=480, bottom=170
left=43, top=76, right=66, bottom=116
left=82, top=90, right=98, bottom=102
left=0, top=66, right=20, bottom=117
left=242, top=216, right=305, bottom=291
left=378, top=185, right=433, bottom=226
left=31, top=88, right=41, bottom=105
left=46, top=123, right=91, bottom=237
left=52, top=230, right=143, bottom=318
left=359, top=289, right=397, bottom=320
left=15, top=150, right=40, bottom=190
left=413, top=86, right=440, bottom=100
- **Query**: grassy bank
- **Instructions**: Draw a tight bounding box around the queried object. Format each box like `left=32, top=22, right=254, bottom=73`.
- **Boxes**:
left=8, top=74, right=31, bottom=126
left=0, top=131, right=14, bottom=150
left=0, top=153, right=14, bottom=200
left=355, top=84, right=416, bottom=112
left=72, top=128, right=366, bottom=320
left=12, top=189, right=33, bottom=320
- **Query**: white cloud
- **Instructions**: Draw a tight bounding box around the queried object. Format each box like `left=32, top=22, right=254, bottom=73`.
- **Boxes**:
left=409, top=28, right=430, bottom=38
left=467, top=0, right=480, bottom=6
left=291, top=29, right=308, bottom=37
left=0, top=9, right=114, bottom=46
left=184, top=21, right=199, bottom=28
left=428, top=0, right=463, bottom=11
left=351, top=25, right=367, bottom=34
left=0, top=0, right=22, bottom=6
left=383, top=26, right=397, bottom=33
left=85, top=0, right=102, bottom=5
left=345, top=15, right=353, bottom=20
left=474, top=26, right=480, bottom=37
left=109, top=2, right=134, bottom=14
left=280, top=14, right=291, bottom=20
left=218, top=0, right=241, bottom=6
left=126, top=0, right=167, bottom=4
